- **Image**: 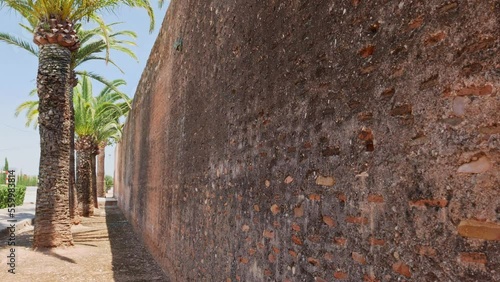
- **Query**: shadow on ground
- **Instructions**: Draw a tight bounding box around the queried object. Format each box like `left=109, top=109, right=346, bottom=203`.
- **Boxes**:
left=0, top=205, right=170, bottom=281
left=105, top=205, right=170, bottom=282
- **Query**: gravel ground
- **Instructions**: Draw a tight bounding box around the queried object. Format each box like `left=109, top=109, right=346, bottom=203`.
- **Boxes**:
left=0, top=206, right=170, bottom=282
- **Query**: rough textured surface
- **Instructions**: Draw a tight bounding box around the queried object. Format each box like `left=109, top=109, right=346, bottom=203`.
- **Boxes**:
left=115, top=0, right=499, bottom=281
left=35, top=44, right=73, bottom=247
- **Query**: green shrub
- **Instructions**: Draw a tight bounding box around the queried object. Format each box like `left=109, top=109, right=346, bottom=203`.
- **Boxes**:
left=105, top=175, right=113, bottom=191
left=0, top=184, right=27, bottom=209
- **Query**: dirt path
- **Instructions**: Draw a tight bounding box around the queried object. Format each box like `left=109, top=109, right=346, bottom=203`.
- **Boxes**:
left=0, top=206, right=170, bottom=282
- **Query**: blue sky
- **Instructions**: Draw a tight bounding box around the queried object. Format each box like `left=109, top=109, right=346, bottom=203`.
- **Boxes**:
left=0, top=2, right=170, bottom=176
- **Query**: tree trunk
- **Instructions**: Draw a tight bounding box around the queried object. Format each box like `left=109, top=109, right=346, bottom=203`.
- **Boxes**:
left=97, top=144, right=106, bottom=197
left=92, top=153, right=98, bottom=208
left=34, top=44, right=73, bottom=247
left=75, top=136, right=96, bottom=217
left=68, top=72, right=79, bottom=224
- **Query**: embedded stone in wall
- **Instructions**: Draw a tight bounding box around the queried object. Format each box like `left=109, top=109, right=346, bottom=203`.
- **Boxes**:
left=315, top=175, right=335, bottom=187
left=457, top=156, right=492, bottom=174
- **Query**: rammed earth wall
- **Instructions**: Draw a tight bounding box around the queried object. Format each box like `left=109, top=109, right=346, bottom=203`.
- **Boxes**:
left=115, top=0, right=499, bottom=281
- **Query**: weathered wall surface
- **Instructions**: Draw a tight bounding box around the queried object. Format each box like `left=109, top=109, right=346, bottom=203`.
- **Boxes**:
left=115, top=0, right=499, bottom=281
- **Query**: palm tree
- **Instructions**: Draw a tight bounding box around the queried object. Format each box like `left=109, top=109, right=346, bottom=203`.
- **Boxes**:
left=11, top=23, right=138, bottom=222
left=0, top=0, right=156, bottom=248
left=10, top=23, right=137, bottom=126
left=94, top=80, right=132, bottom=200
left=74, top=75, right=129, bottom=216
left=16, top=77, right=131, bottom=218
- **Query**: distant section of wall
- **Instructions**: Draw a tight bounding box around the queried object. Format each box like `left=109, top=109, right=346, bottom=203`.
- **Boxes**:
left=115, top=0, right=499, bottom=281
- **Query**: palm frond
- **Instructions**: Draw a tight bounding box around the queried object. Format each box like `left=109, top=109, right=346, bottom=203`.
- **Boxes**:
left=15, top=99, right=39, bottom=129
left=73, top=76, right=129, bottom=143
left=0, top=32, right=38, bottom=56
left=76, top=56, right=125, bottom=73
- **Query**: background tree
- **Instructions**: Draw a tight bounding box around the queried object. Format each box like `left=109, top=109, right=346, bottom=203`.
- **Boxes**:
left=0, top=158, right=8, bottom=184
left=74, top=75, right=129, bottom=216
left=0, top=0, right=156, bottom=248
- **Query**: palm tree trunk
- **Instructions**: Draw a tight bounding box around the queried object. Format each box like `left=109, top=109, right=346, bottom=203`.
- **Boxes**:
left=34, top=44, right=73, bottom=247
left=97, top=144, right=106, bottom=197
left=91, top=153, right=98, bottom=208
left=76, top=136, right=95, bottom=217
left=68, top=72, right=79, bottom=224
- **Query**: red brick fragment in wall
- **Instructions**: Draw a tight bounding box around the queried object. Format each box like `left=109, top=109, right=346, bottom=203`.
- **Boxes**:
left=291, top=223, right=301, bottom=231
left=324, top=252, right=334, bottom=261
left=464, top=36, right=495, bottom=53
left=268, top=253, right=276, bottom=263
left=352, top=252, right=366, bottom=264
left=337, top=193, right=347, bottom=202
left=381, top=87, right=395, bottom=97
left=392, top=261, right=411, bottom=278
left=457, top=220, right=500, bottom=241
left=309, top=193, right=321, bottom=201
left=357, top=112, right=373, bottom=121
left=270, top=204, right=280, bottom=215
left=334, top=237, right=347, bottom=246
left=322, top=216, right=335, bottom=227
left=263, top=229, right=274, bottom=239
left=409, top=199, right=448, bottom=208
left=292, top=235, right=303, bottom=245
left=424, top=31, right=446, bottom=46
left=334, top=271, right=348, bottom=279
left=358, top=128, right=373, bottom=141
left=308, top=234, right=322, bottom=243
left=369, top=237, right=385, bottom=246
left=457, top=85, right=493, bottom=96
left=439, top=2, right=458, bottom=13
left=408, top=16, right=424, bottom=29
left=390, top=104, right=412, bottom=116
left=479, top=126, right=500, bottom=134
left=359, top=45, right=375, bottom=58
left=417, top=245, right=437, bottom=257
left=459, top=252, right=487, bottom=265
left=307, top=257, right=320, bottom=266
left=360, top=65, right=376, bottom=74
left=346, top=216, right=368, bottom=224
left=368, top=194, right=384, bottom=203
left=294, top=205, right=304, bottom=217
left=363, top=274, right=380, bottom=282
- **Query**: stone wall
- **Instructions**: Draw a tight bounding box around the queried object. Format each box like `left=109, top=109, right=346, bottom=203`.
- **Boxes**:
left=115, top=0, right=499, bottom=281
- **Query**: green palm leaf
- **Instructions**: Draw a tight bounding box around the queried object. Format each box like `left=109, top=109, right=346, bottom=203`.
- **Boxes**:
left=0, top=32, right=38, bottom=56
